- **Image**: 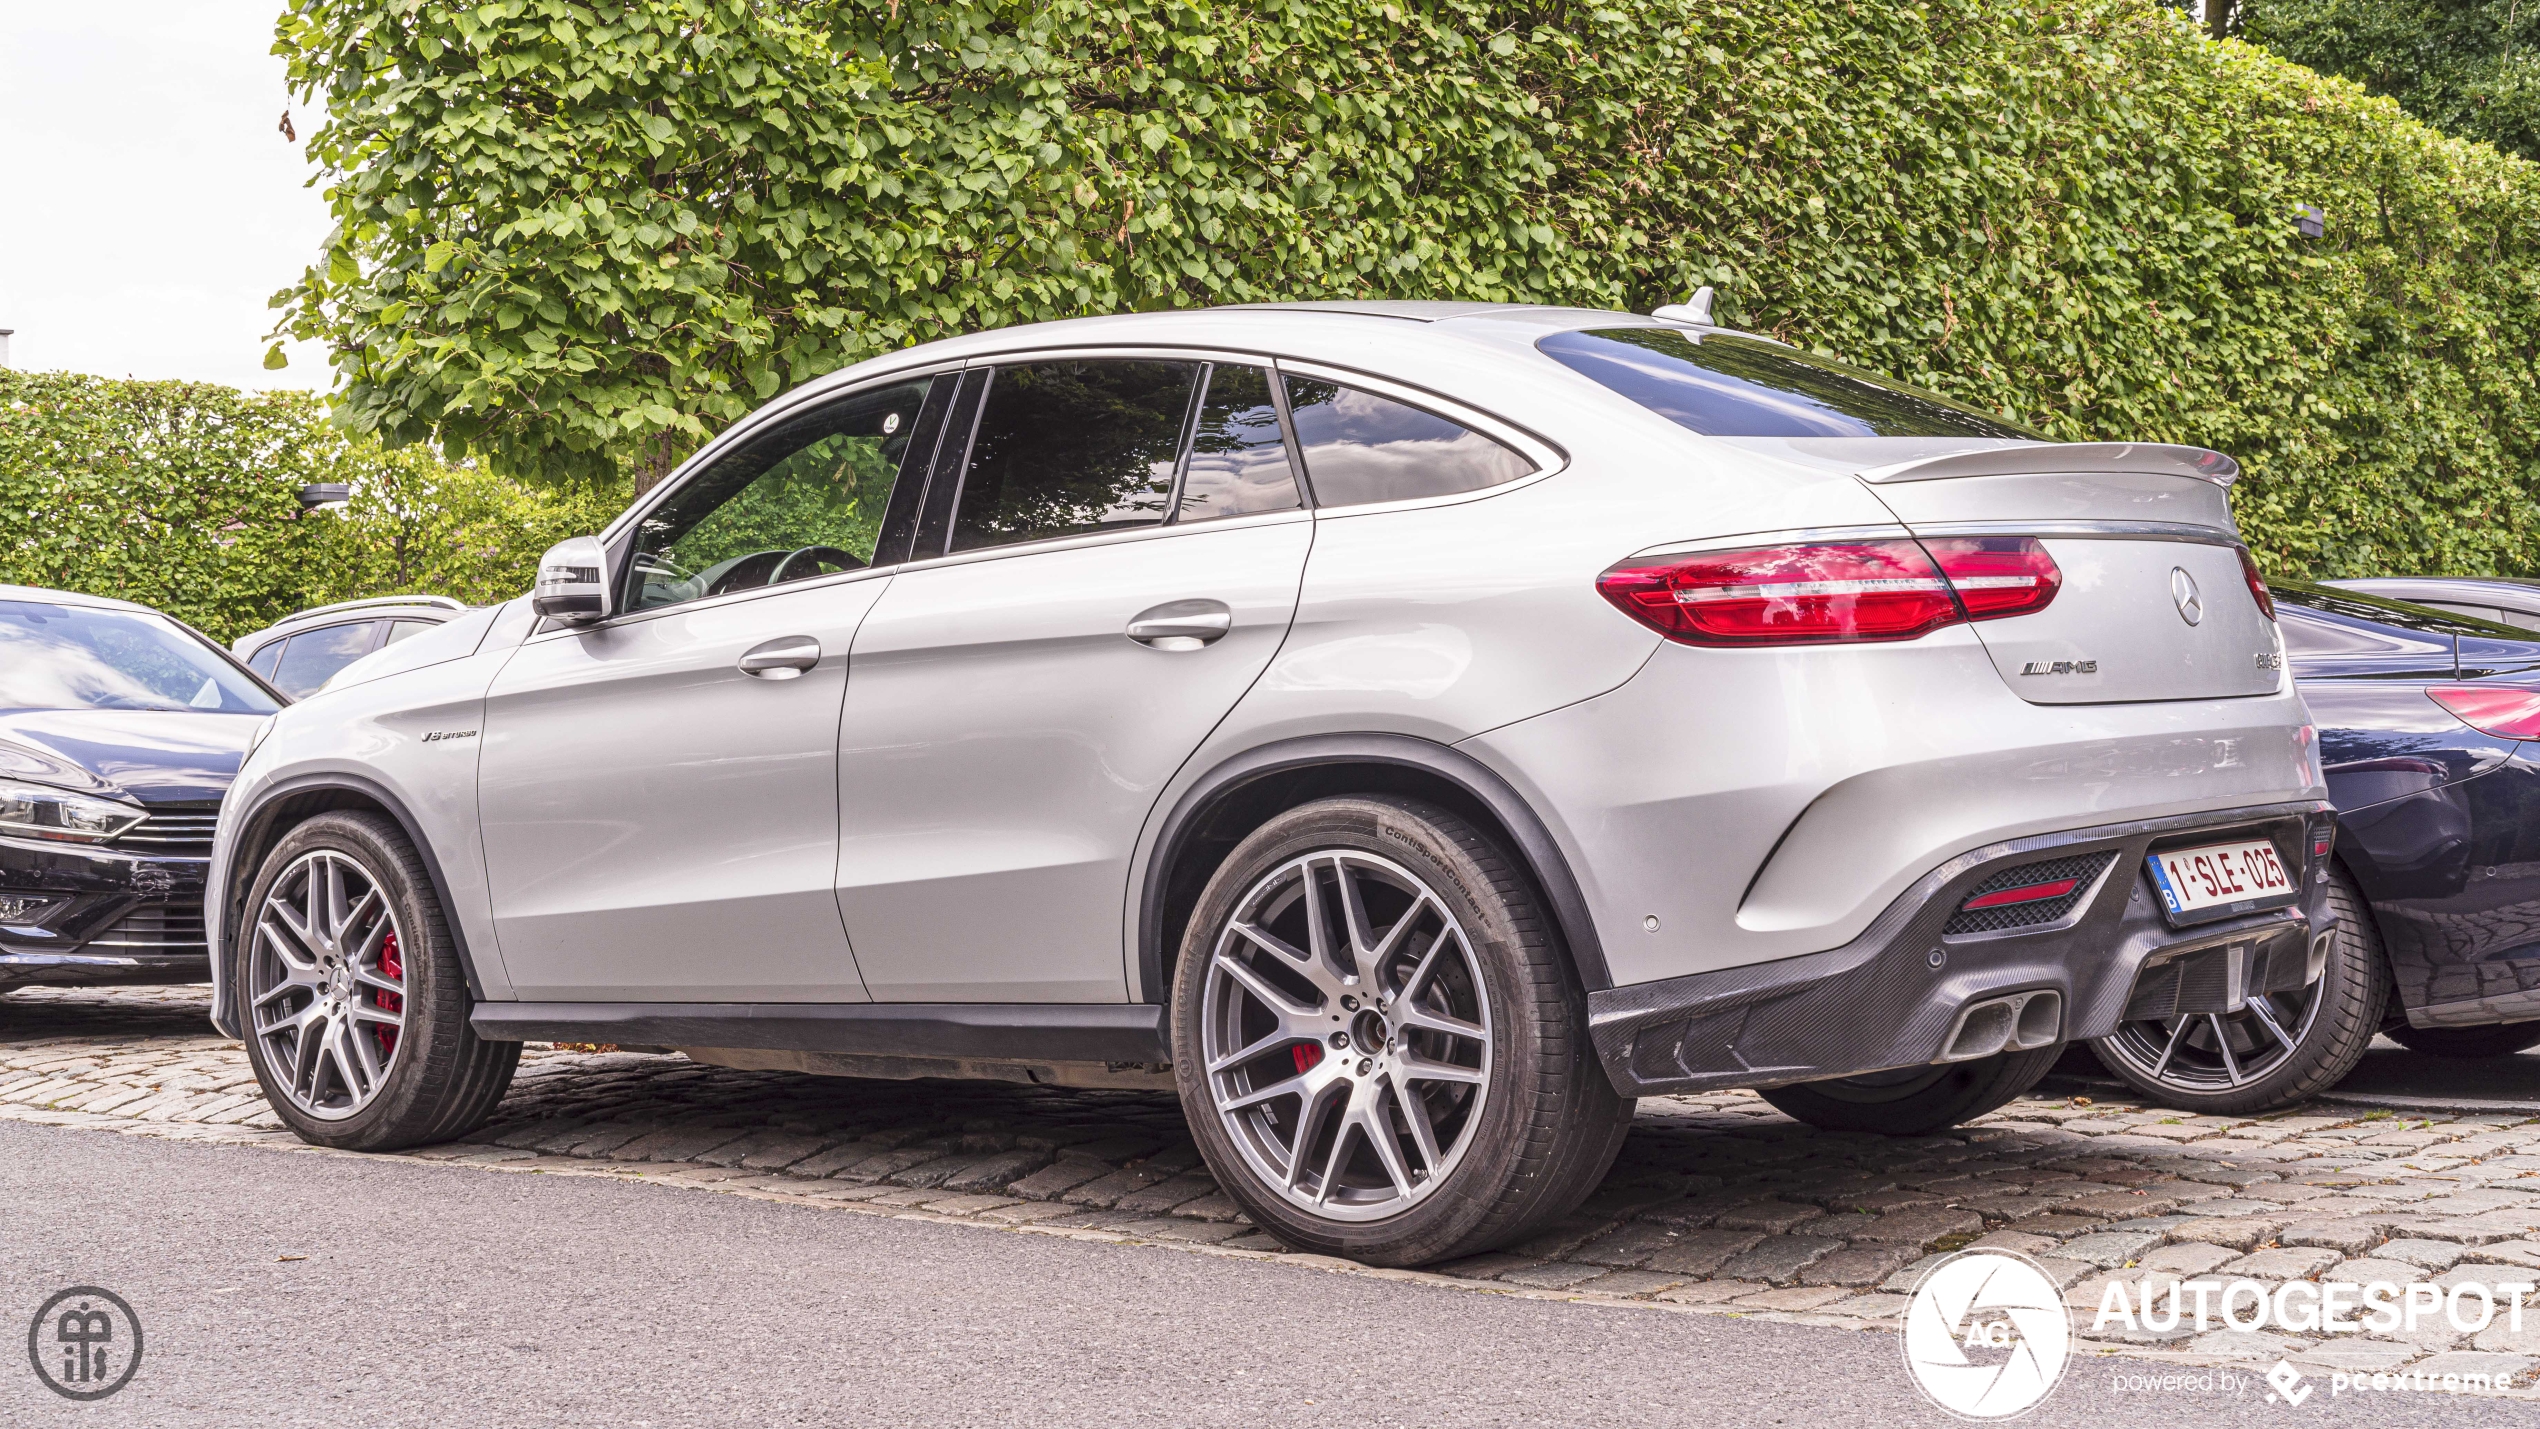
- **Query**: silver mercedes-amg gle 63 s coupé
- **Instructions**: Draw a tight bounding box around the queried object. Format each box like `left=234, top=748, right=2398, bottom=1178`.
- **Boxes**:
left=207, top=300, right=2329, bottom=1264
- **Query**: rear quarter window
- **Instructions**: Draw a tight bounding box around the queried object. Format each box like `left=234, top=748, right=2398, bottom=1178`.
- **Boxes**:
left=1281, top=376, right=1532, bottom=507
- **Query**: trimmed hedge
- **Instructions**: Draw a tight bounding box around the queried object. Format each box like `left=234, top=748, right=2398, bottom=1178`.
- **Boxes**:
left=273, top=0, right=2540, bottom=577
left=0, top=370, right=625, bottom=643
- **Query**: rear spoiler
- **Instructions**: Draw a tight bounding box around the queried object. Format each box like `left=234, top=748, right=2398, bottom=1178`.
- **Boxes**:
left=1857, top=442, right=2239, bottom=488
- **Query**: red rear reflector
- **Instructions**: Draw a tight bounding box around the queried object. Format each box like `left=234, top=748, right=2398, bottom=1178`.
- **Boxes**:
left=2427, top=685, right=2540, bottom=740
left=2237, top=547, right=2277, bottom=621
left=1292, top=1043, right=1323, bottom=1074
left=1960, top=877, right=2082, bottom=912
left=1921, top=537, right=2061, bottom=620
left=1597, top=540, right=1961, bottom=646
left=2312, top=839, right=2332, bottom=857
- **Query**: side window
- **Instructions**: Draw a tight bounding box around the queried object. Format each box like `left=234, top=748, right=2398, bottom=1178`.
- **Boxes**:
left=627, top=376, right=936, bottom=612
left=245, top=642, right=283, bottom=681
left=949, top=360, right=1200, bottom=553
left=383, top=620, right=435, bottom=645
left=270, top=622, right=381, bottom=698
left=1176, top=365, right=1301, bottom=521
left=1281, top=376, right=1533, bottom=507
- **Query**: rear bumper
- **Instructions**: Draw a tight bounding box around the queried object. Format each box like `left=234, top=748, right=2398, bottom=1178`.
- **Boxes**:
left=0, top=834, right=211, bottom=990
left=1587, top=801, right=2334, bottom=1096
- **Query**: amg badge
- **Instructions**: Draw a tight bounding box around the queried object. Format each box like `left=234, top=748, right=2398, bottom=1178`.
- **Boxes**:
left=2019, top=660, right=2098, bottom=676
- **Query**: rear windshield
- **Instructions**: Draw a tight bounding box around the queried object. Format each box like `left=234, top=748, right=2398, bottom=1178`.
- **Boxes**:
left=0, top=600, right=280, bottom=714
left=1536, top=327, right=2042, bottom=440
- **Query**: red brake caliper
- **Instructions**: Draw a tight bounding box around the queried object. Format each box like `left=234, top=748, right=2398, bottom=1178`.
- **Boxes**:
left=376, top=930, right=404, bottom=1059
left=1291, top=1042, right=1323, bottom=1075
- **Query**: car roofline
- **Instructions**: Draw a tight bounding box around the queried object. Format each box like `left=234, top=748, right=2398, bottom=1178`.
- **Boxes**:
left=261, top=594, right=468, bottom=630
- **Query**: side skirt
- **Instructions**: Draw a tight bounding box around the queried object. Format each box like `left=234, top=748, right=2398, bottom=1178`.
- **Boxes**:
left=469, top=1001, right=1170, bottom=1068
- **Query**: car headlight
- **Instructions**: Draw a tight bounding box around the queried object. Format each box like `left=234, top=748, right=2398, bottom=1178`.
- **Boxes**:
left=0, top=778, right=148, bottom=844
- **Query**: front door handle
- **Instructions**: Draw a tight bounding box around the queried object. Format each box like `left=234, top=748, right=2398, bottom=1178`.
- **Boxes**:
left=738, top=635, right=822, bottom=679
left=1126, top=600, right=1233, bottom=652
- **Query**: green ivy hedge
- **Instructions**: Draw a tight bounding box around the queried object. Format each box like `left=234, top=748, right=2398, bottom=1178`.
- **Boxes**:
left=0, top=370, right=625, bottom=643
left=272, top=0, right=2540, bottom=576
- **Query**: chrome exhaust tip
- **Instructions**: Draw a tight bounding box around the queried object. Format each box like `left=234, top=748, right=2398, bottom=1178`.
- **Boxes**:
left=1938, top=990, right=2064, bottom=1063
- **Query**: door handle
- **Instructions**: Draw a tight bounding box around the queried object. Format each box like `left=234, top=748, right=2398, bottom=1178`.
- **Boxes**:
left=1126, top=600, right=1233, bottom=652
left=738, top=635, right=822, bottom=679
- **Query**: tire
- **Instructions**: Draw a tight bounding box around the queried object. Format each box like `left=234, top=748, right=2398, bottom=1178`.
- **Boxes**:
left=2088, top=864, right=2386, bottom=1114
left=2387, top=1021, right=2540, bottom=1059
left=1757, top=1046, right=2063, bottom=1135
left=1170, top=795, right=1632, bottom=1267
left=234, top=811, right=519, bottom=1150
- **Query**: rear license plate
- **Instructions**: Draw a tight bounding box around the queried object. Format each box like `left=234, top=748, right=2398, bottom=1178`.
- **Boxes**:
left=2145, top=839, right=2296, bottom=925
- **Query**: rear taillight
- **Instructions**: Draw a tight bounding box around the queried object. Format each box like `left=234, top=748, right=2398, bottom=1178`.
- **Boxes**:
left=2237, top=547, right=2277, bottom=621
left=1597, top=537, right=2060, bottom=647
left=2427, top=686, right=2540, bottom=739
left=1921, top=536, right=2061, bottom=620
left=1596, top=540, right=1958, bottom=646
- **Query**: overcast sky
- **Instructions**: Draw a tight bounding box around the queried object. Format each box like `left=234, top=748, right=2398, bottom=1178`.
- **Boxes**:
left=1, top=2, right=333, bottom=390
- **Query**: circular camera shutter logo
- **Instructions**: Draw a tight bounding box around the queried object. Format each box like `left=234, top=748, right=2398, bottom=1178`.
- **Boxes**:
left=1901, top=1251, right=2070, bottom=1420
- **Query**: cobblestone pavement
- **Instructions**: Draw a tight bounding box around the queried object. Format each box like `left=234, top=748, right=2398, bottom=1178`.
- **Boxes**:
left=10, top=986, right=2540, bottom=1395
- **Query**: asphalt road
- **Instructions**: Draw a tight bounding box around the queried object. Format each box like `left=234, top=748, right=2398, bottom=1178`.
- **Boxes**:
left=0, top=1122, right=2528, bottom=1428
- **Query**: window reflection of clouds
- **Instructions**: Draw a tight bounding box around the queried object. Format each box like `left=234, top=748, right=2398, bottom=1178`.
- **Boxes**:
left=1176, top=366, right=1302, bottom=521
left=0, top=605, right=276, bottom=713
left=1283, top=379, right=1533, bottom=507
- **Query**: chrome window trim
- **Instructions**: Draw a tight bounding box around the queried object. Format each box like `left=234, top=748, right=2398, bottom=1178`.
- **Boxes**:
left=887, top=504, right=1313, bottom=578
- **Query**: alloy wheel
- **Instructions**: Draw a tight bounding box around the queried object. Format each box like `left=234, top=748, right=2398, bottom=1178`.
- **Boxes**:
left=2096, top=978, right=2323, bottom=1095
left=247, top=849, right=408, bottom=1120
left=1199, top=849, right=1492, bottom=1222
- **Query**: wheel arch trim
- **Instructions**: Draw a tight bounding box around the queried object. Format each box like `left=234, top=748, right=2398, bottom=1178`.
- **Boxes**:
left=213, top=772, right=490, bottom=1037
left=1134, top=733, right=1612, bottom=1004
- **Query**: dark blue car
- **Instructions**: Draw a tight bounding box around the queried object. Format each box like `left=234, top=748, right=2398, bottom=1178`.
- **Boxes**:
left=0, top=585, right=281, bottom=995
left=2092, top=578, right=2540, bottom=1107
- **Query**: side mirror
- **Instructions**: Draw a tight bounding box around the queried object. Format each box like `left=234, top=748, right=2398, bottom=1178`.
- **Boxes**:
left=532, top=535, right=614, bottom=625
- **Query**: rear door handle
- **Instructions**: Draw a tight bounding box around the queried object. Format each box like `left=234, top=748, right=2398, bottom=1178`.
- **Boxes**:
left=1126, top=599, right=1233, bottom=652
left=738, top=635, right=822, bottom=679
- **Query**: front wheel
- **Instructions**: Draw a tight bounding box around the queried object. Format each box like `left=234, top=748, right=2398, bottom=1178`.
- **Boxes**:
left=2089, top=865, right=2385, bottom=1113
left=1758, top=1046, right=2062, bottom=1135
left=237, top=811, right=519, bottom=1150
left=1171, top=796, right=1631, bottom=1267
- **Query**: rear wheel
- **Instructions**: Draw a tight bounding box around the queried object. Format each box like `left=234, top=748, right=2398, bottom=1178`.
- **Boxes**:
left=237, top=811, right=518, bottom=1150
left=1171, top=796, right=1631, bottom=1266
left=1758, top=1047, right=2062, bottom=1135
left=2089, top=865, right=2385, bottom=1113
left=2387, top=1021, right=2540, bottom=1059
